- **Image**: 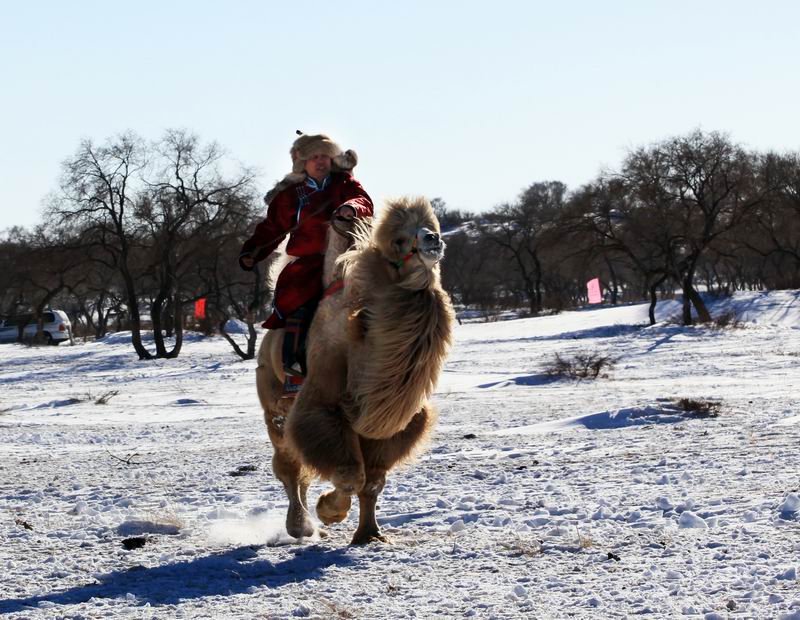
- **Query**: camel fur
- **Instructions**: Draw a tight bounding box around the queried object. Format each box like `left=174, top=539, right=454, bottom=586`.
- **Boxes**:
left=256, top=197, right=455, bottom=544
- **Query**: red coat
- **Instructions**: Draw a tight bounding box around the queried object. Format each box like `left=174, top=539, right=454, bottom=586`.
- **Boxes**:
left=240, top=172, right=373, bottom=328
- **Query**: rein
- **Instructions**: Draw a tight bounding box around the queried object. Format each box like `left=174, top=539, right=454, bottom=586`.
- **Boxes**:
left=391, top=236, right=419, bottom=270
left=247, top=199, right=334, bottom=259
left=331, top=214, right=355, bottom=239
left=322, top=278, right=345, bottom=299
left=321, top=218, right=357, bottom=300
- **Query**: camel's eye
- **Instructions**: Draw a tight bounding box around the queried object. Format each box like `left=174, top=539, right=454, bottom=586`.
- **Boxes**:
left=394, top=238, right=406, bottom=248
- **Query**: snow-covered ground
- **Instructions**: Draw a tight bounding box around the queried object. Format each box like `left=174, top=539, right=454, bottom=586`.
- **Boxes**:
left=1, top=290, right=799, bottom=619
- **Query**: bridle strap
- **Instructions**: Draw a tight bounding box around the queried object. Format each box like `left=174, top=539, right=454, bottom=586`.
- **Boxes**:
left=391, top=236, right=419, bottom=270
left=322, top=278, right=345, bottom=299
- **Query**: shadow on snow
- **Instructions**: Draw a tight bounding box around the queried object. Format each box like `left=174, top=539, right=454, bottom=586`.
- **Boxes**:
left=0, top=545, right=357, bottom=613
left=478, top=374, right=556, bottom=389
left=471, top=323, right=647, bottom=347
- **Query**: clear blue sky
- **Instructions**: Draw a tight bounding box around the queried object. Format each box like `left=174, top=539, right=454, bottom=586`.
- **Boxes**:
left=2, top=1, right=799, bottom=230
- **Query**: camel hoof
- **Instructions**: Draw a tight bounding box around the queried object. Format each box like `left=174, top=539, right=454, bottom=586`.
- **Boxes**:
left=316, top=490, right=352, bottom=525
left=331, top=464, right=365, bottom=495
left=286, top=511, right=316, bottom=540
left=350, top=530, right=392, bottom=545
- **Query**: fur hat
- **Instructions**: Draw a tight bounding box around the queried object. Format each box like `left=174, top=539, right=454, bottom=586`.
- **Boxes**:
left=264, top=131, right=359, bottom=205
left=290, top=131, right=358, bottom=174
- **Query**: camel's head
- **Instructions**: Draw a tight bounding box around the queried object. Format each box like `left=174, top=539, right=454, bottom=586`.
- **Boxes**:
left=374, top=197, right=445, bottom=287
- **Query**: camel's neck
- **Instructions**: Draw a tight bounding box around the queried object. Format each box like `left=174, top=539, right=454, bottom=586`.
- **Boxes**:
left=323, top=229, right=352, bottom=287
left=349, top=281, right=455, bottom=439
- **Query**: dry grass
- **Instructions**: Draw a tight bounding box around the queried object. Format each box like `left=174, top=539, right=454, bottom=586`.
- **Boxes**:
left=499, top=533, right=543, bottom=557
left=673, top=397, right=721, bottom=418
left=52, top=390, right=120, bottom=407
left=317, top=598, right=356, bottom=619
left=575, top=525, right=596, bottom=550
left=14, top=518, right=33, bottom=531
left=228, top=464, right=258, bottom=477
left=94, top=390, right=120, bottom=405
left=545, top=352, right=616, bottom=379
left=143, top=507, right=185, bottom=533
left=711, top=311, right=744, bottom=329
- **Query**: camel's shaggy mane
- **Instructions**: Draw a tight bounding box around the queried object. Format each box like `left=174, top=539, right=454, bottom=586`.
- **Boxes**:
left=341, top=197, right=455, bottom=439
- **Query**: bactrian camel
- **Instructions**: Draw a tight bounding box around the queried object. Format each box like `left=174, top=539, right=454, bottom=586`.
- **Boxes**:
left=255, top=196, right=454, bottom=544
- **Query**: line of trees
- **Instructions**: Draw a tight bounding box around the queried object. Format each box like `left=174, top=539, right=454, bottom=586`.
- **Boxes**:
left=440, top=130, right=800, bottom=325
left=2, top=129, right=799, bottom=358
left=1, top=130, right=272, bottom=358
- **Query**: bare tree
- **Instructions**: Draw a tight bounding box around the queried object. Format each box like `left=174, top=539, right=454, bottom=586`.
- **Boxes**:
left=441, top=226, right=505, bottom=314
left=51, top=133, right=155, bottom=356
left=430, top=197, right=476, bottom=231
left=51, top=130, right=257, bottom=359
left=0, top=225, right=87, bottom=343
left=620, top=131, right=775, bottom=324
left=482, top=181, right=566, bottom=314
left=565, top=178, right=675, bottom=324
left=135, top=129, right=257, bottom=358
left=737, top=153, right=800, bottom=288
left=184, top=214, right=273, bottom=359
left=0, top=227, right=31, bottom=319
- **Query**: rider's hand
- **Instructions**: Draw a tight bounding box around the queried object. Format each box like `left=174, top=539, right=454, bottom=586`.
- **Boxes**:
left=335, top=204, right=357, bottom=221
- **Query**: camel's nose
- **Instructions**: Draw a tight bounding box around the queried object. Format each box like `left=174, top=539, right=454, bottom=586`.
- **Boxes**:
left=423, top=232, right=440, bottom=244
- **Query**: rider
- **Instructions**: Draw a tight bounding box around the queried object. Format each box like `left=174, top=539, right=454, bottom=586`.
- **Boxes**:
left=239, top=132, right=373, bottom=391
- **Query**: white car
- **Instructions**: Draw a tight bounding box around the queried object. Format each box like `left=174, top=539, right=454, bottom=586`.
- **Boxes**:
left=0, top=310, right=73, bottom=345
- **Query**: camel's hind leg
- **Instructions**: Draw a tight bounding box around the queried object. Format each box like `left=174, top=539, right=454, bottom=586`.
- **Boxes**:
left=286, top=397, right=365, bottom=494
left=270, top=439, right=316, bottom=538
left=257, top=332, right=317, bottom=539
left=351, top=404, right=436, bottom=545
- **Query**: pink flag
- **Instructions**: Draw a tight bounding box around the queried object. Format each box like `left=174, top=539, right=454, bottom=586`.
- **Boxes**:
left=587, top=278, right=602, bottom=304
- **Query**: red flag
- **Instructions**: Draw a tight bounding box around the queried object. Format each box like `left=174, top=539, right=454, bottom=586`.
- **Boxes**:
left=195, top=298, right=207, bottom=319
left=587, top=278, right=602, bottom=304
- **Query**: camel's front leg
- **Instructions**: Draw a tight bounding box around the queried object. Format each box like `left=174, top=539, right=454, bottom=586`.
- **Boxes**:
left=351, top=469, right=389, bottom=544
left=286, top=388, right=366, bottom=495
left=349, top=406, right=435, bottom=544
left=316, top=488, right=352, bottom=525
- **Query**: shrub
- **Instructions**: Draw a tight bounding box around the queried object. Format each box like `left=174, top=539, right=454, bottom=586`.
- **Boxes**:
left=545, top=352, right=616, bottom=379
left=712, top=311, right=743, bottom=329
left=674, top=397, right=721, bottom=418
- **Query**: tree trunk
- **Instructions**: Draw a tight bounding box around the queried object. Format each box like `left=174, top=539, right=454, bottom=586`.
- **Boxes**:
left=122, top=269, right=152, bottom=360
left=533, top=255, right=543, bottom=313
left=681, top=286, right=693, bottom=326
left=97, top=309, right=110, bottom=338
left=34, top=287, right=64, bottom=344
left=247, top=319, right=257, bottom=358
left=163, top=297, right=175, bottom=338
left=34, top=315, right=47, bottom=345
left=219, top=317, right=255, bottom=360
left=604, top=256, right=619, bottom=305
left=151, top=293, right=168, bottom=357
left=648, top=274, right=667, bottom=325
left=165, top=296, right=183, bottom=358
left=686, top=284, right=712, bottom=323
